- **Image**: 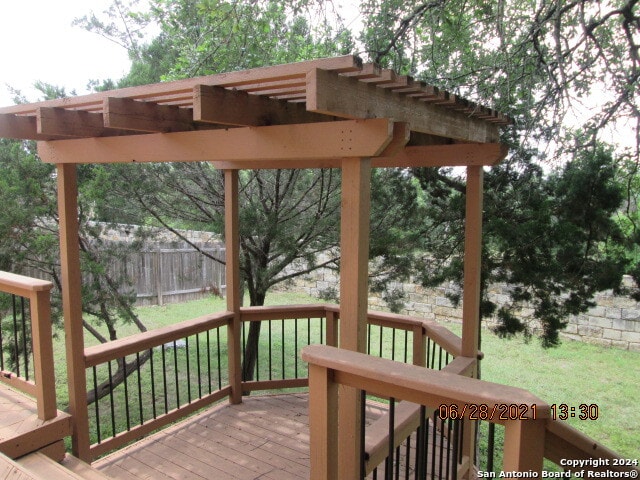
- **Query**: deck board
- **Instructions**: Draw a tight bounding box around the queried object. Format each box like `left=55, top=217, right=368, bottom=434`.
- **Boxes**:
left=95, top=393, right=449, bottom=480
left=0, top=384, right=72, bottom=460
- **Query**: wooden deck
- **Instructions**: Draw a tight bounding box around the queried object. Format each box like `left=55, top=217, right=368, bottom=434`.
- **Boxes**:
left=0, top=384, right=72, bottom=460
left=95, top=393, right=449, bottom=480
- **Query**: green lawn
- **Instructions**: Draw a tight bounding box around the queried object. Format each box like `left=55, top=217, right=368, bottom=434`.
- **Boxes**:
left=49, top=292, right=638, bottom=461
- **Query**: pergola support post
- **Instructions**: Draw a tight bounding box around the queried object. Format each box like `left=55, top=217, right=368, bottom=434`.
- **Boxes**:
left=224, top=169, right=243, bottom=404
left=460, top=165, right=484, bottom=478
left=57, top=163, right=91, bottom=461
left=338, top=157, right=371, bottom=479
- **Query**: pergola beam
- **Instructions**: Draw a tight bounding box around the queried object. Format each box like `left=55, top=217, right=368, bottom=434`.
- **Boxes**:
left=193, top=85, right=329, bottom=127
left=373, top=143, right=508, bottom=168
left=306, top=68, right=501, bottom=143
left=104, top=97, right=195, bottom=133
left=37, top=119, right=399, bottom=165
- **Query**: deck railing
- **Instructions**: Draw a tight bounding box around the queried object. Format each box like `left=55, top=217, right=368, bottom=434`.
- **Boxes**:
left=79, top=303, right=465, bottom=459
left=83, top=310, right=234, bottom=458
left=0, top=271, right=57, bottom=421
left=303, top=344, right=549, bottom=480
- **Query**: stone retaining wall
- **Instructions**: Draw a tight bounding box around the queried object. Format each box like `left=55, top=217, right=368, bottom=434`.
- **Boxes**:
left=277, top=263, right=640, bottom=351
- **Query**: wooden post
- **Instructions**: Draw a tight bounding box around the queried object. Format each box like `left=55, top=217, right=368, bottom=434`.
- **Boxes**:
left=29, top=287, right=57, bottom=420
left=338, top=157, right=371, bottom=480
left=308, top=363, right=339, bottom=480
left=224, top=169, right=242, bottom=404
left=460, top=165, right=484, bottom=477
left=325, top=309, right=338, bottom=347
left=503, top=420, right=545, bottom=472
left=412, top=324, right=426, bottom=367
left=57, top=163, right=91, bottom=461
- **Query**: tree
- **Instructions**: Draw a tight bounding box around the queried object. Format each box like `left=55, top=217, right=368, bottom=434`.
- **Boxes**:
left=0, top=83, right=154, bottom=404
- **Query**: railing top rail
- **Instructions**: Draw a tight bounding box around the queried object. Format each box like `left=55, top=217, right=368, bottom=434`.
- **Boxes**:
left=240, top=304, right=329, bottom=321
left=0, top=271, right=53, bottom=297
left=302, top=344, right=549, bottom=421
left=84, top=310, right=234, bottom=367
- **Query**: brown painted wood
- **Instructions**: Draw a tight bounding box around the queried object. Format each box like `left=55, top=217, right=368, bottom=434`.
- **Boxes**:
left=302, top=345, right=550, bottom=423
left=308, top=366, right=338, bottom=480
left=225, top=170, right=242, bottom=405
left=338, top=157, right=371, bottom=480
left=88, top=387, right=231, bottom=459
left=306, top=68, right=501, bottom=143
left=56, top=164, right=91, bottom=461
left=194, top=85, right=329, bottom=127
left=461, top=166, right=483, bottom=361
left=503, top=420, right=545, bottom=472
left=0, top=56, right=362, bottom=116
left=0, top=272, right=53, bottom=297
left=0, top=385, right=72, bottom=460
left=373, top=143, right=508, bottom=168
left=84, top=312, right=232, bottom=367
left=37, top=119, right=396, bottom=165
left=104, top=97, right=194, bottom=133
left=37, top=108, right=114, bottom=138
left=29, top=289, right=57, bottom=420
left=0, top=114, right=61, bottom=141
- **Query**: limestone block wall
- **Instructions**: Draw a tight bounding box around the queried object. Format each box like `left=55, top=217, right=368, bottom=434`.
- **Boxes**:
left=277, top=263, right=640, bottom=351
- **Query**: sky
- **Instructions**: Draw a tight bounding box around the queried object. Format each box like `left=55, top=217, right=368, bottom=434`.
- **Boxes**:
left=0, top=1, right=132, bottom=107
left=0, top=1, right=363, bottom=108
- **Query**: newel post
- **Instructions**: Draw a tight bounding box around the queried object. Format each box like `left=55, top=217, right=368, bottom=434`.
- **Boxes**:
left=308, top=363, right=339, bottom=480
left=502, top=419, right=545, bottom=472
left=29, top=286, right=57, bottom=420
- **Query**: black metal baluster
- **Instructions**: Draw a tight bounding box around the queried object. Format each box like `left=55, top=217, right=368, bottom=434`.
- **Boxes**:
left=268, top=320, right=272, bottom=381
left=405, top=436, right=411, bottom=480
left=367, top=324, right=372, bottom=354
left=445, top=418, right=452, bottom=480
left=395, top=445, right=401, bottom=480
left=487, top=422, right=496, bottom=473
left=438, top=415, right=445, bottom=480
left=149, top=348, right=157, bottom=419
left=216, top=328, right=222, bottom=390
left=451, top=419, right=460, bottom=480
left=162, top=346, right=168, bottom=414
left=386, top=397, right=395, bottom=480
left=426, top=338, right=432, bottom=369
left=92, top=366, right=101, bottom=443
left=430, top=410, right=437, bottom=480
left=404, top=331, right=409, bottom=364
left=136, top=352, right=143, bottom=425
left=12, top=295, right=20, bottom=377
left=391, top=328, right=396, bottom=361
left=438, top=346, right=443, bottom=370
left=123, top=357, right=131, bottom=431
left=21, top=297, right=28, bottom=380
left=360, top=389, right=367, bottom=480
left=173, top=340, right=180, bottom=408
left=206, top=330, right=212, bottom=394
left=196, top=333, right=202, bottom=399
left=186, top=336, right=192, bottom=403
left=294, top=318, right=299, bottom=378
left=107, top=361, right=116, bottom=437
left=281, top=319, right=285, bottom=379
left=379, top=325, right=384, bottom=358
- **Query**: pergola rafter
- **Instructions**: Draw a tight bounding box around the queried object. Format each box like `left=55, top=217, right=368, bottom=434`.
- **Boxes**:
left=0, top=55, right=511, bottom=475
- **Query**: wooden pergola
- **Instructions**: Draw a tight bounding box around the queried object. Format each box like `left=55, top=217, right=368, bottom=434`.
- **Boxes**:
left=0, top=55, right=511, bottom=477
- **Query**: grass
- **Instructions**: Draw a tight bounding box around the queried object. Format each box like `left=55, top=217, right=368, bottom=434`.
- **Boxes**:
left=44, top=293, right=639, bottom=462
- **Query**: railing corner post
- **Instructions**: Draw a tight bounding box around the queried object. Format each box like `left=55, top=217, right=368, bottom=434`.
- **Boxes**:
left=308, top=362, right=338, bottom=480
left=502, top=419, right=545, bottom=473
left=30, top=287, right=57, bottom=420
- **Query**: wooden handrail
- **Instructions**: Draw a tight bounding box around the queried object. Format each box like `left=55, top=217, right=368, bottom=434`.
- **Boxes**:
left=84, top=311, right=234, bottom=367
left=0, top=271, right=57, bottom=420
left=239, top=304, right=328, bottom=322
left=0, top=271, right=53, bottom=297
left=545, top=419, right=640, bottom=474
left=302, top=344, right=548, bottom=420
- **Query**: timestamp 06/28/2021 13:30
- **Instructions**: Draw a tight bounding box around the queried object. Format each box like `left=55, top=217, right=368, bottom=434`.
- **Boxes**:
left=436, top=402, right=600, bottom=421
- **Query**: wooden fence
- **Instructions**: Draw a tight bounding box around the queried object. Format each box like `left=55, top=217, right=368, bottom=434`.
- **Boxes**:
left=21, top=244, right=226, bottom=307
left=109, top=246, right=226, bottom=306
